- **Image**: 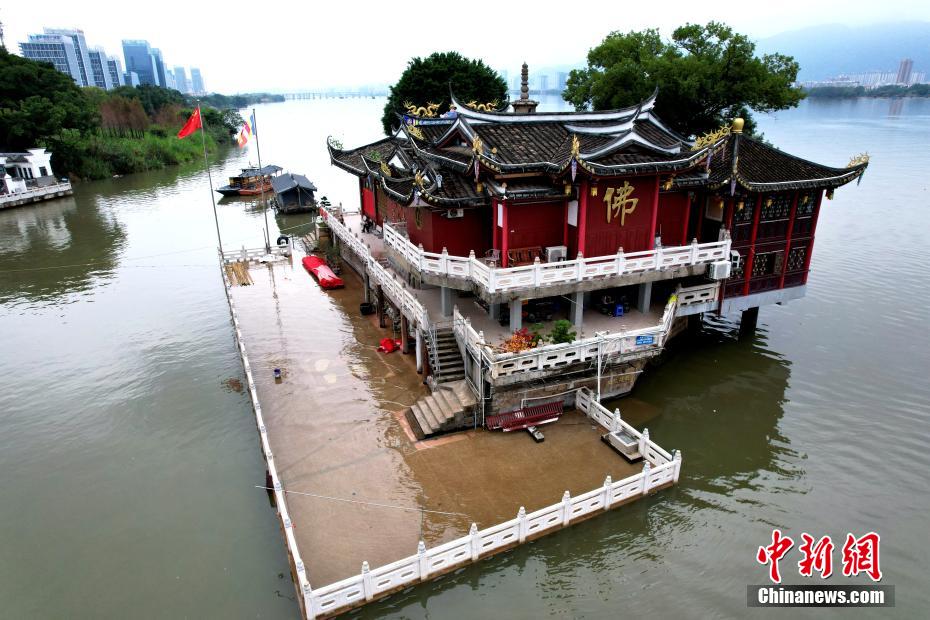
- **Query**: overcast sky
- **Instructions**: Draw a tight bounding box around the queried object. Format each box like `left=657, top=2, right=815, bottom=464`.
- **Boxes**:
left=5, top=1, right=929, bottom=93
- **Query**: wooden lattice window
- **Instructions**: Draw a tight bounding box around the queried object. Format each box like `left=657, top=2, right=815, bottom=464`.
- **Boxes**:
left=752, top=251, right=784, bottom=277
left=761, top=193, right=792, bottom=221
left=796, top=192, right=816, bottom=217
left=786, top=246, right=807, bottom=271
left=733, top=198, right=755, bottom=225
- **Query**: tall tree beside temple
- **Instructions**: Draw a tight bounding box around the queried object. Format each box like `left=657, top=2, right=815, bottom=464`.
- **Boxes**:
left=563, top=22, right=804, bottom=136
left=381, top=51, right=507, bottom=134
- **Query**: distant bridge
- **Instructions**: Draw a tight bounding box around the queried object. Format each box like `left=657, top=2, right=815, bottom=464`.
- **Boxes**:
left=281, top=92, right=388, bottom=100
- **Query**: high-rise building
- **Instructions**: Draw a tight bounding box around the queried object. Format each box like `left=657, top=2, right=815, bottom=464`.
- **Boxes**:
left=87, top=48, right=114, bottom=89
left=125, top=71, right=140, bottom=87
left=151, top=48, right=167, bottom=87
left=44, top=28, right=93, bottom=87
left=557, top=72, right=569, bottom=91
left=190, top=67, right=204, bottom=95
left=107, top=57, right=126, bottom=87
left=164, top=68, right=176, bottom=90
left=538, top=74, right=549, bottom=92
left=122, top=40, right=159, bottom=86
left=19, top=34, right=82, bottom=85
left=173, top=66, right=190, bottom=93
left=896, top=58, right=913, bottom=85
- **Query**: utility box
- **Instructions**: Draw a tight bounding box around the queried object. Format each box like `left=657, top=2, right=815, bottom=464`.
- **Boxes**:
left=708, top=260, right=731, bottom=280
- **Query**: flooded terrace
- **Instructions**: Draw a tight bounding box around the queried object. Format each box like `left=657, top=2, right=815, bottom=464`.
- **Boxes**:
left=227, top=249, right=643, bottom=587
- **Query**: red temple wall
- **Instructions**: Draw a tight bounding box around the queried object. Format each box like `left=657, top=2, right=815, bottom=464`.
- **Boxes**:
left=506, top=201, right=565, bottom=251
left=375, top=187, right=405, bottom=225
left=584, top=176, right=658, bottom=255
left=361, top=183, right=376, bottom=220
left=406, top=207, right=489, bottom=256
left=656, top=192, right=689, bottom=246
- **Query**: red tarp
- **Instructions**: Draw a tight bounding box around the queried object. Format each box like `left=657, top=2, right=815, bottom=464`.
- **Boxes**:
left=378, top=338, right=401, bottom=353
left=301, top=255, right=344, bottom=289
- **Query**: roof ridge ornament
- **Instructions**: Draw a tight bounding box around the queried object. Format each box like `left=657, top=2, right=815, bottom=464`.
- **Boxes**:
left=466, top=100, right=499, bottom=112
left=327, top=136, right=343, bottom=150
left=847, top=152, right=870, bottom=168
left=692, top=124, right=731, bottom=150
left=472, top=135, right=484, bottom=155
left=570, top=134, right=581, bottom=158
left=403, top=101, right=440, bottom=118
left=380, top=161, right=392, bottom=177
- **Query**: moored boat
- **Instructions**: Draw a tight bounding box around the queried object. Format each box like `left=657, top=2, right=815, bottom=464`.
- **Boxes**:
left=271, top=173, right=318, bottom=214
left=216, top=164, right=282, bottom=196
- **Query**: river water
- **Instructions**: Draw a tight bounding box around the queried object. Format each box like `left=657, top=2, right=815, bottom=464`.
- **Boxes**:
left=1, top=96, right=927, bottom=618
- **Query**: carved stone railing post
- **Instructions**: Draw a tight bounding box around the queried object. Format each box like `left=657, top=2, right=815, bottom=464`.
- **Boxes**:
left=561, top=491, right=572, bottom=526
left=602, top=475, right=613, bottom=510
left=673, top=450, right=682, bottom=483
left=611, top=408, right=621, bottom=433
left=575, top=252, right=584, bottom=281
left=639, top=428, right=650, bottom=459
left=417, top=540, right=428, bottom=581
left=642, top=461, right=652, bottom=495
left=469, top=523, right=480, bottom=561
left=533, top=256, right=542, bottom=287
left=517, top=506, right=528, bottom=542
left=361, top=561, right=373, bottom=601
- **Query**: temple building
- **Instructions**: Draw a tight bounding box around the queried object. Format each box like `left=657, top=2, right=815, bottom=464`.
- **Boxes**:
left=326, top=69, right=869, bottom=436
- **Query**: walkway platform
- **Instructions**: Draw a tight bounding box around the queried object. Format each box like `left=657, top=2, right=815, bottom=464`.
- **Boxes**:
left=228, top=252, right=640, bottom=586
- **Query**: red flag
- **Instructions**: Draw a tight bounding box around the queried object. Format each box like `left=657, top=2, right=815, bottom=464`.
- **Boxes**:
left=177, top=108, right=202, bottom=139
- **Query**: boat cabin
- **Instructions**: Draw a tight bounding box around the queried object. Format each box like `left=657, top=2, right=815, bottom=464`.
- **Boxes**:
left=272, top=173, right=318, bottom=214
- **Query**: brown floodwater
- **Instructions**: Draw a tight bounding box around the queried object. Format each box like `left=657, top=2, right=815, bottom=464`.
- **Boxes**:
left=1, top=95, right=928, bottom=618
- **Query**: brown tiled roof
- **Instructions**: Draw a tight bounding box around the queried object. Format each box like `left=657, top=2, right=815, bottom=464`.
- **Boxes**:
left=328, top=137, right=400, bottom=176
left=709, top=134, right=868, bottom=192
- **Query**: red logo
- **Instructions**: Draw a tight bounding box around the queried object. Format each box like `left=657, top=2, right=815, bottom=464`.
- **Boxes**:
left=758, top=531, right=882, bottom=583
left=842, top=532, right=882, bottom=582
left=798, top=534, right=834, bottom=579
left=756, top=529, right=794, bottom=584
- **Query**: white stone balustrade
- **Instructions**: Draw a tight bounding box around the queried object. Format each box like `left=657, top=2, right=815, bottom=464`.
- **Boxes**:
left=384, top=222, right=730, bottom=295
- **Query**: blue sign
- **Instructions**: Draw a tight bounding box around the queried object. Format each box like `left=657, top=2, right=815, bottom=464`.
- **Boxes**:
left=635, top=335, right=655, bottom=346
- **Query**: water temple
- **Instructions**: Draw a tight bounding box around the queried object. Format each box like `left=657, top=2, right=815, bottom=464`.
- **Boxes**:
left=221, top=69, right=869, bottom=617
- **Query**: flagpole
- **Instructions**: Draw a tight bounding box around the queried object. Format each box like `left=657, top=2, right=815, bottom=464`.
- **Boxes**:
left=252, top=107, right=271, bottom=252
left=197, top=103, right=225, bottom=257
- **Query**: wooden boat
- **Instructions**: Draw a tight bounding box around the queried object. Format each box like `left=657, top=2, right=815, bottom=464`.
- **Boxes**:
left=271, top=173, right=318, bottom=214
left=216, top=165, right=282, bottom=196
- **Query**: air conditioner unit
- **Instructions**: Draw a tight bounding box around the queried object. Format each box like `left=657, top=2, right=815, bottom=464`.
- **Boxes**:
left=545, top=245, right=568, bottom=262
left=444, top=208, right=464, bottom=219
left=708, top=260, right=731, bottom=280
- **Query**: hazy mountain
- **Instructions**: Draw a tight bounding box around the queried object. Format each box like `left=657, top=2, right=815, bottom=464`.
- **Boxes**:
left=757, top=21, right=930, bottom=80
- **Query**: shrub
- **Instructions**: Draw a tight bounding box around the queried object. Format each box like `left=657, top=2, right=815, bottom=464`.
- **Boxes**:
left=548, top=319, right=576, bottom=344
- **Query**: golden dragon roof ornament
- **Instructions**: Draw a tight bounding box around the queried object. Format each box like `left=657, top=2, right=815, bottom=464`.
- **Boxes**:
left=465, top=100, right=499, bottom=112
left=380, top=161, right=392, bottom=177
left=472, top=135, right=484, bottom=155
left=403, top=101, right=440, bottom=117
left=692, top=124, right=731, bottom=150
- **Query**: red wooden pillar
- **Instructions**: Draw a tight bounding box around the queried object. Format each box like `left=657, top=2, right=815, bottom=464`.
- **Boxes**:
left=779, top=192, right=800, bottom=289
left=681, top=193, right=692, bottom=245
left=802, top=191, right=824, bottom=284
left=577, top=180, right=589, bottom=255
left=501, top=199, right=510, bottom=267
left=695, top=195, right=705, bottom=242
left=563, top=199, right=570, bottom=247
left=492, top=199, right=500, bottom=253
left=742, top=194, right=763, bottom=297
left=649, top=175, right=660, bottom=248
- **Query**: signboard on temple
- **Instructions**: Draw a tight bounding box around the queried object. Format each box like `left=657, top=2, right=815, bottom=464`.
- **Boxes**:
left=586, top=178, right=657, bottom=255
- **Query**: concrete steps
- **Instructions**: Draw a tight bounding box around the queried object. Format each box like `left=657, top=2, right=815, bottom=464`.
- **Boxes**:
left=407, top=379, right=478, bottom=438
left=428, top=328, right=466, bottom=384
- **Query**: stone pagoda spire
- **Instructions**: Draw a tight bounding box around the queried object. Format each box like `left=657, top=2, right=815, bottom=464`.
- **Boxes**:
left=511, top=62, right=539, bottom=114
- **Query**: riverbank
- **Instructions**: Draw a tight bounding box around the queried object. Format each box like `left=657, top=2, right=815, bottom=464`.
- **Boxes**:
left=59, top=128, right=225, bottom=180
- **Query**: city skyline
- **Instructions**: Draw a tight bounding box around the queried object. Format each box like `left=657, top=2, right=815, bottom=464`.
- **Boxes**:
left=17, top=27, right=205, bottom=94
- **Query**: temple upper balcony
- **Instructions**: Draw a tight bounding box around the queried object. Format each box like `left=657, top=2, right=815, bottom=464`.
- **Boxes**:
left=381, top=220, right=731, bottom=303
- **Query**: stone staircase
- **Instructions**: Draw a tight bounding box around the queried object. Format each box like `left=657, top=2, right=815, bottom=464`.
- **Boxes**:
left=407, top=380, right=478, bottom=439
left=428, top=328, right=466, bottom=384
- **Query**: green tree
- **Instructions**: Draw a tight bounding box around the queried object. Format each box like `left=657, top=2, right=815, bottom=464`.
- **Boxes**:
left=563, top=22, right=804, bottom=136
left=0, top=48, right=98, bottom=151
left=381, top=51, right=507, bottom=134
